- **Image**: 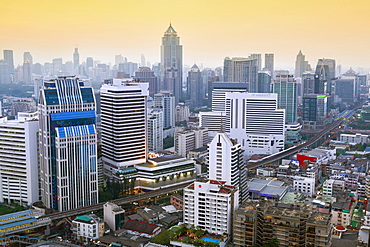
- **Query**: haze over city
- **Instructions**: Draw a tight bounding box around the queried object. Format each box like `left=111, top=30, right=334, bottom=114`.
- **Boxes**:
left=1, top=0, right=370, bottom=71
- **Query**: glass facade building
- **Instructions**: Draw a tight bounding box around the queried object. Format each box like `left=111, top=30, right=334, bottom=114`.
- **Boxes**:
left=38, top=77, right=98, bottom=211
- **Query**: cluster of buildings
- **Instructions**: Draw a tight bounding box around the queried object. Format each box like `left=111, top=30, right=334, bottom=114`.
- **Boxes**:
left=1, top=24, right=370, bottom=246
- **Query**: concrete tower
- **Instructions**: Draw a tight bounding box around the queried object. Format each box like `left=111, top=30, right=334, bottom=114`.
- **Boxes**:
left=100, top=79, right=149, bottom=175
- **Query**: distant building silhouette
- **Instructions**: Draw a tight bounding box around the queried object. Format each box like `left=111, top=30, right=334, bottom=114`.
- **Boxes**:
left=160, top=24, right=183, bottom=104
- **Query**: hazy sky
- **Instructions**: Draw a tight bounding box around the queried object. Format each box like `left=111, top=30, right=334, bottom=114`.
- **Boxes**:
left=1, top=0, right=369, bottom=72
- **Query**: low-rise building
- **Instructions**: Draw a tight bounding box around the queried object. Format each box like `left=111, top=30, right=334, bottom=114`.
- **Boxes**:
left=72, top=214, right=104, bottom=240
left=340, top=133, right=369, bottom=144
left=135, top=155, right=196, bottom=191
left=122, top=219, right=161, bottom=238
left=322, top=179, right=346, bottom=196
left=103, top=202, right=125, bottom=231
left=247, top=178, right=288, bottom=201
left=293, top=176, right=315, bottom=197
left=170, top=194, right=184, bottom=210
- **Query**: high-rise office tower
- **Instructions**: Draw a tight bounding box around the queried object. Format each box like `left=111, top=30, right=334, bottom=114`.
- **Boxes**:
left=257, top=71, right=271, bottom=93
left=302, top=71, right=315, bottom=95
left=73, top=48, right=80, bottom=70
left=38, top=77, right=98, bottom=211
left=314, top=59, right=336, bottom=95
left=3, top=50, right=14, bottom=74
left=23, top=52, right=33, bottom=65
left=335, top=79, right=355, bottom=104
left=86, top=57, right=94, bottom=69
left=223, top=57, right=258, bottom=92
left=264, top=53, right=274, bottom=78
left=249, top=54, right=262, bottom=71
left=22, top=60, right=32, bottom=84
left=118, top=62, right=138, bottom=77
left=272, top=74, right=298, bottom=123
left=295, top=50, right=309, bottom=78
left=303, top=94, right=327, bottom=127
left=225, top=93, right=285, bottom=158
left=186, top=64, right=203, bottom=107
left=100, top=79, right=149, bottom=174
left=52, top=58, right=63, bottom=76
left=133, top=67, right=158, bottom=97
left=208, top=132, right=247, bottom=204
left=141, top=54, right=146, bottom=67
left=115, top=54, right=124, bottom=67
left=0, top=60, right=10, bottom=84
left=210, top=82, right=249, bottom=111
left=160, top=24, right=183, bottom=104
left=0, top=112, right=39, bottom=206
left=154, top=91, right=175, bottom=128
left=148, top=109, right=163, bottom=153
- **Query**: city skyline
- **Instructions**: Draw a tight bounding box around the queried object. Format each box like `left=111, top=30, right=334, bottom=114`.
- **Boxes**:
left=0, top=0, right=369, bottom=72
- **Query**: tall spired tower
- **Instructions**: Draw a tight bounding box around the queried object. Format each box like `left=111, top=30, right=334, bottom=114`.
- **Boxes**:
left=160, top=24, right=183, bottom=104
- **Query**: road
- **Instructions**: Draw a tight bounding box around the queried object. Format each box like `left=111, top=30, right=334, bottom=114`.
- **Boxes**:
left=42, top=181, right=192, bottom=220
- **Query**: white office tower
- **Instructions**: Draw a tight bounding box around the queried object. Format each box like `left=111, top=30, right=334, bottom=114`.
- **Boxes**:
left=0, top=112, right=39, bottom=206
left=183, top=180, right=239, bottom=235
left=208, top=132, right=248, bottom=204
left=154, top=91, right=175, bottom=128
left=39, top=77, right=98, bottom=211
left=212, top=85, right=247, bottom=112
left=225, top=93, right=285, bottom=158
left=199, top=111, right=226, bottom=139
left=148, top=109, right=163, bottom=153
left=101, top=79, right=149, bottom=175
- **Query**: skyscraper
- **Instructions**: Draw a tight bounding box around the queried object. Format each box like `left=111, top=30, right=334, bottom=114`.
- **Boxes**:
left=0, top=112, right=39, bottom=206
left=100, top=79, right=149, bottom=174
left=154, top=91, right=175, bottom=129
left=3, top=50, right=14, bottom=74
left=264, top=53, right=274, bottom=78
left=73, top=48, right=80, bottom=70
left=223, top=57, right=258, bottom=92
left=295, top=50, right=309, bottom=78
left=38, top=77, right=98, bottom=211
left=249, top=54, right=262, bottom=71
left=303, top=94, right=327, bottom=127
left=22, top=60, right=32, bottom=84
left=257, top=71, right=271, bottom=93
left=0, top=60, right=10, bottom=84
left=160, top=24, right=183, bottom=104
left=225, top=93, right=285, bottom=158
left=86, top=57, right=94, bottom=69
left=23, top=52, right=33, bottom=65
left=148, top=109, right=163, bottom=153
left=208, top=132, right=248, bottom=204
left=314, top=59, right=336, bottom=95
left=133, top=67, right=158, bottom=97
left=272, top=74, right=298, bottom=123
left=302, top=71, right=315, bottom=95
left=186, top=64, right=202, bottom=107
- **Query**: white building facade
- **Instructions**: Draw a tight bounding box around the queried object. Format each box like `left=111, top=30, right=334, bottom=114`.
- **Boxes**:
left=225, top=93, right=285, bottom=158
left=175, top=128, right=208, bottom=157
left=183, top=180, right=239, bottom=235
left=208, top=132, right=248, bottom=203
left=148, top=109, right=163, bottom=153
left=0, top=112, right=39, bottom=206
left=100, top=79, right=149, bottom=174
